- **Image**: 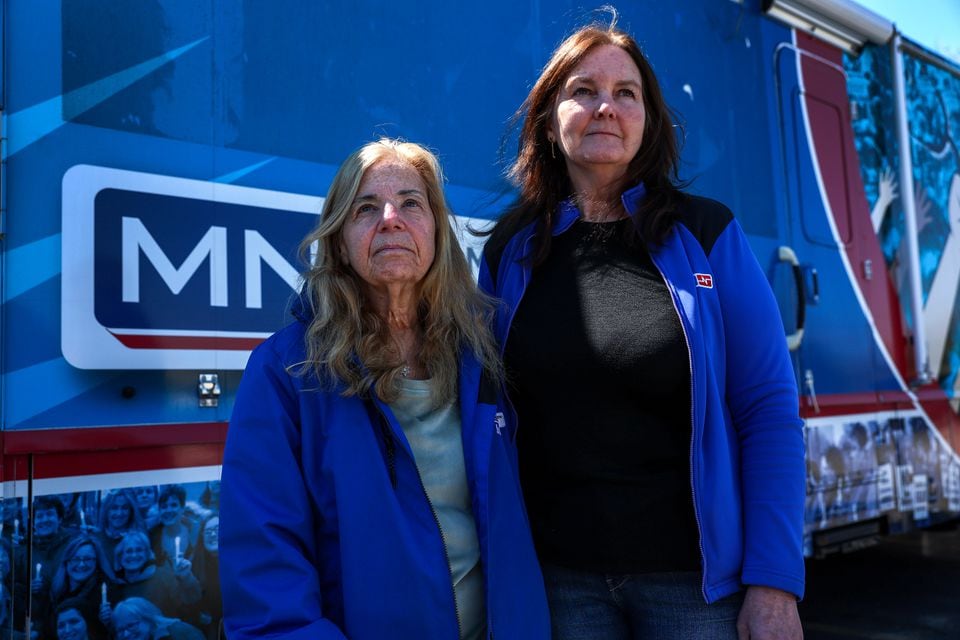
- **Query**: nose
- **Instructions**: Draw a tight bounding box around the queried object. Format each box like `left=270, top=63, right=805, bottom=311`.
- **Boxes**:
left=595, top=95, right=616, bottom=119
left=379, top=203, right=405, bottom=229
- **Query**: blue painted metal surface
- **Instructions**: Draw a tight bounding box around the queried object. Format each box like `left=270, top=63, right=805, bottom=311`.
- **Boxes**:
left=1, top=5, right=958, bottom=547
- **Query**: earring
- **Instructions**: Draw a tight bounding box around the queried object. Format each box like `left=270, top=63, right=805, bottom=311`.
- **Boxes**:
left=550, top=140, right=556, bottom=159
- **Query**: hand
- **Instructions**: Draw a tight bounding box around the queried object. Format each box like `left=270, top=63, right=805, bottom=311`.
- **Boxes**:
left=30, top=577, right=44, bottom=594
left=99, top=602, right=112, bottom=626
left=871, top=168, right=898, bottom=231
left=174, top=557, right=193, bottom=575
left=736, top=585, right=802, bottom=640
left=877, top=167, right=898, bottom=207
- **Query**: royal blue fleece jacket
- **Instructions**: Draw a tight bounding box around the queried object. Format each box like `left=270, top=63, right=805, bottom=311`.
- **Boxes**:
left=220, top=302, right=550, bottom=639
left=478, top=183, right=806, bottom=603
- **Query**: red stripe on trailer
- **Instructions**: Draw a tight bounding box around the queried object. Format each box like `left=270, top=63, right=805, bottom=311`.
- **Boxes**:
left=799, top=387, right=960, bottom=452
left=800, top=391, right=902, bottom=418
left=0, top=423, right=227, bottom=481
left=1, top=444, right=224, bottom=483
left=109, top=332, right=265, bottom=350
left=2, top=422, right=227, bottom=455
left=35, top=444, right=224, bottom=479
left=916, top=387, right=960, bottom=454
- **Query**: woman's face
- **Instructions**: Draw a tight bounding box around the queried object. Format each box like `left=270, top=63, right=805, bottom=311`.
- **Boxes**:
left=133, top=487, right=157, bottom=510
left=339, top=160, right=436, bottom=297
left=66, top=543, right=98, bottom=583
left=549, top=45, right=646, bottom=187
left=202, top=517, right=219, bottom=553
left=108, top=497, right=134, bottom=529
left=112, top=610, right=150, bottom=640
left=56, top=608, right=89, bottom=640
left=119, top=539, right=149, bottom=572
left=158, top=496, right=183, bottom=526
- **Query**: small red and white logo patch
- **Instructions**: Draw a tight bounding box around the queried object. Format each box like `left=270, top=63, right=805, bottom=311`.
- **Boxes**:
left=695, top=273, right=713, bottom=288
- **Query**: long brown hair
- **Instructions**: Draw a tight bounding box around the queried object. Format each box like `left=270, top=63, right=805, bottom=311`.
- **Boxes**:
left=297, top=139, right=502, bottom=405
left=488, top=11, right=685, bottom=264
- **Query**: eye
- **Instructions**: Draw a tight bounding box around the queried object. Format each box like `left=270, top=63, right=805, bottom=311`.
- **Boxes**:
left=572, top=86, right=594, bottom=97
left=617, top=88, right=637, bottom=99
left=355, top=203, right=377, bottom=216
left=403, top=198, right=423, bottom=209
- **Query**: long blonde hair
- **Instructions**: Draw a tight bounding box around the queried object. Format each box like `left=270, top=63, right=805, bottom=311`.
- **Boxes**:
left=297, top=138, right=501, bottom=404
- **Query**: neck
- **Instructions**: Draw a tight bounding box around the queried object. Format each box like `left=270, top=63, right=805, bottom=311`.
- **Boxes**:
left=575, top=195, right=626, bottom=223
left=366, top=284, right=420, bottom=331
left=568, top=170, right=628, bottom=222
left=368, top=286, right=427, bottom=379
left=389, top=324, right=426, bottom=379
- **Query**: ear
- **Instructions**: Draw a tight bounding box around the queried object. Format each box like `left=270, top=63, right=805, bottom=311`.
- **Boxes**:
left=546, top=127, right=555, bottom=144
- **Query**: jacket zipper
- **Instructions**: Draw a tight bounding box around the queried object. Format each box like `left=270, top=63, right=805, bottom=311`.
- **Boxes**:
left=495, top=231, right=537, bottom=449
left=373, top=404, right=464, bottom=639
left=649, top=253, right=709, bottom=600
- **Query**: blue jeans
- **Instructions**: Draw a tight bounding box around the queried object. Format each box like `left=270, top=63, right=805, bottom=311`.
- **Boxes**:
left=542, top=564, right=744, bottom=640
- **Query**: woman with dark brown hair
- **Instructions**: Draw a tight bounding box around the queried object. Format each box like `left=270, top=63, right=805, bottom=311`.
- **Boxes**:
left=480, top=11, right=805, bottom=640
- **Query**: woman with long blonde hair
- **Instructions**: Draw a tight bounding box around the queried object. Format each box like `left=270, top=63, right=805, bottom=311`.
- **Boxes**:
left=221, top=139, right=549, bottom=640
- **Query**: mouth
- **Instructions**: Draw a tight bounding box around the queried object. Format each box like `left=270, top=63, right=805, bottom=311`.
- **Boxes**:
left=374, top=245, right=414, bottom=256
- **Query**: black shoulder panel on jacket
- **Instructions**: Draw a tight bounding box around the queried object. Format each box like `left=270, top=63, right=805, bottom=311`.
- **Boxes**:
left=673, top=195, right=735, bottom=257
left=482, top=239, right=507, bottom=290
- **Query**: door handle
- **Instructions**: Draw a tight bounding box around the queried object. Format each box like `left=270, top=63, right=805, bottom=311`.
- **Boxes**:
left=778, top=245, right=806, bottom=351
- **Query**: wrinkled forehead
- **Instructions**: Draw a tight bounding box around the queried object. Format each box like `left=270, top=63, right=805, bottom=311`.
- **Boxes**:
left=564, top=45, right=642, bottom=86
left=358, top=159, right=428, bottom=193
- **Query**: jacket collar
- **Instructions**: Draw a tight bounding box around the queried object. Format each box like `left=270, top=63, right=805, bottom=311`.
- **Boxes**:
left=620, top=181, right=648, bottom=215
left=552, top=181, right=648, bottom=236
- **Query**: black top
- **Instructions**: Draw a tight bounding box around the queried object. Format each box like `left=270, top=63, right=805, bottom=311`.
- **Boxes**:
left=503, top=218, right=701, bottom=573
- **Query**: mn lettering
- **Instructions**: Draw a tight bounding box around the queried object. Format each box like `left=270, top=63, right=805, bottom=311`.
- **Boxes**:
left=121, top=217, right=299, bottom=309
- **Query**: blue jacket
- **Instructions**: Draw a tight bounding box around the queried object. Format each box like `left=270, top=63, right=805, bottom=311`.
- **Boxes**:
left=220, top=303, right=551, bottom=639
left=479, top=184, right=806, bottom=602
